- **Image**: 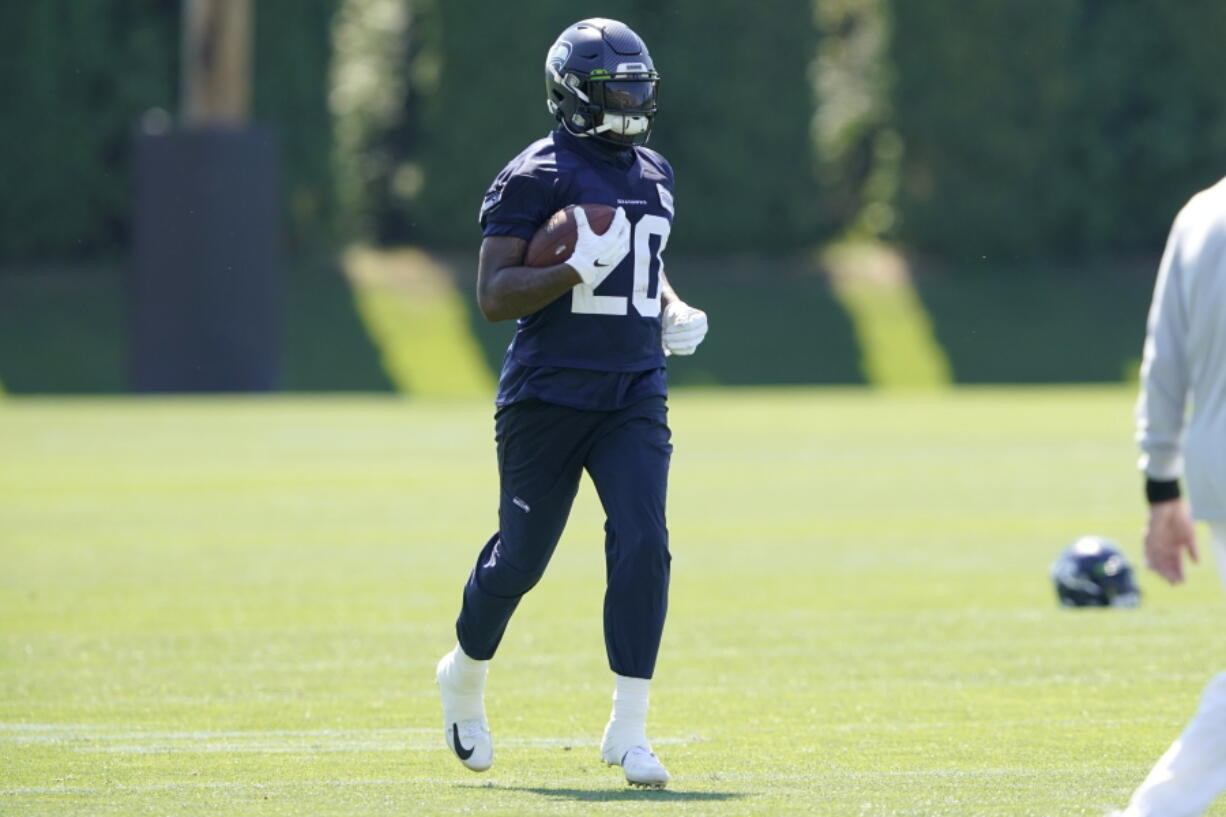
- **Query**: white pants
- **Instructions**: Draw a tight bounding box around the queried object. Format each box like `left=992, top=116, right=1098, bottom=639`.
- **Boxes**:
left=1121, top=523, right=1226, bottom=817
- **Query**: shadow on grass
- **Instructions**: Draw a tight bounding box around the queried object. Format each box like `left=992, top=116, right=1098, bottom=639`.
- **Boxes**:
left=461, top=784, right=748, bottom=803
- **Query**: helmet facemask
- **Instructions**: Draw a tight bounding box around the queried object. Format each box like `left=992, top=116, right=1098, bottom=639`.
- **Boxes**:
left=591, top=77, right=657, bottom=144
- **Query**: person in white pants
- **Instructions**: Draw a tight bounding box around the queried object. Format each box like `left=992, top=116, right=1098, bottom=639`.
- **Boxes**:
left=1117, top=176, right=1226, bottom=817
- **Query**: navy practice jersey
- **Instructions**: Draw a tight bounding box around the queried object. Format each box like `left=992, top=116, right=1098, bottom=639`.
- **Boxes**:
left=479, top=127, right=673, bottom=410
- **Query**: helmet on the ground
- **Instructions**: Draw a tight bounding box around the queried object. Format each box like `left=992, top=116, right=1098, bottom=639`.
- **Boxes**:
left=1050, top=536, right=1141, bottom=608
left=544, top=18, right=660, bottom=147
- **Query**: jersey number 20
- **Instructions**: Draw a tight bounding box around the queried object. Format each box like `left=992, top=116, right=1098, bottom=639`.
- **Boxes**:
left=571, top=215, right=670, bottom=318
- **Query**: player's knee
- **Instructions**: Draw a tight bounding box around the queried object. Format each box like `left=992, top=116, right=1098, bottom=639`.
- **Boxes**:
left=478, top=550, right=551, bottom=598
left=608, top=525, right=670, bottom=571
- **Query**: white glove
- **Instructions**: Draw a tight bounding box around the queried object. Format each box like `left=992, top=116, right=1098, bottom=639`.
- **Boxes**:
left=662, top=300, right=708, bottom=356
left=566, top=206, right=631, bottom=285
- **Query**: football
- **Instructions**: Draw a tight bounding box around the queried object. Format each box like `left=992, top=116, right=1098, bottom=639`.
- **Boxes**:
left=524, top=203, right=616, bottom=267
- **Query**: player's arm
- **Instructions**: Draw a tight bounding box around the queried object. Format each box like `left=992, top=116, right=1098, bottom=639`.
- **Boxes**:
left=1137, top=207, right=1197, bottom=584
left=1145, top=498, right=1197, bottom=584
left=654, top=163, right=708, bottom=356
left=659, top=270, right=708, bottom=356
left=476, top=236, right=581, bottom=322
left=477, top=207, right=631, bottom=322
left=660, top=272, right=682, bottom=309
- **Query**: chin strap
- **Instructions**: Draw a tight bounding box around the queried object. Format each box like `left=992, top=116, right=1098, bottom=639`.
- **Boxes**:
left=593, top=113, right=650, bottom=137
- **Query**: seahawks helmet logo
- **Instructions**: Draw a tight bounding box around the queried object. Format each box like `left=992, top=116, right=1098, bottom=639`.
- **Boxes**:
left=546, top=40, right=572, bottom=73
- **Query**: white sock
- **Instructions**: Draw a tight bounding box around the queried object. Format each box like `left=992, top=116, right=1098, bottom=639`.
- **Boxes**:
left=441, top=644, right=488, bottom=721
left=606, top=674, right=651, bottom=746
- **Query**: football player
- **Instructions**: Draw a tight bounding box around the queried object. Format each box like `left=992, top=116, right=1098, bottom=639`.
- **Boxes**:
left=1112, top=176, right=1226, bottom=816
left=435, top=19, right=708, bottom=789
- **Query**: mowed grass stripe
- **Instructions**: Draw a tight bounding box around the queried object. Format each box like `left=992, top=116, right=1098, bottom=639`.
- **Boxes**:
left=3, top=388, right=1226, bottom=816
left=0, top=723, right=693, bottom=753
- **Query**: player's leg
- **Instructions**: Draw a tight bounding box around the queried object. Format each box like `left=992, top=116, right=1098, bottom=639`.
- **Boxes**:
left=1118, top=673, right=1226, bottom=817
left=1116, top=523, right=1226, bottom=816
left=584, top=396, right=673, bottom=787
left=439, top=400, right=591, bottom=771
left=589, top=397, right=672, bottom=680
left=457, top=399, right=596, bottom=655
left=1213, top=522, right=1226, bottom=588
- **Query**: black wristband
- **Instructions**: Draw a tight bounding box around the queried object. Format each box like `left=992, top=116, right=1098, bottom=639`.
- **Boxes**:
left=1145, top=478, right=1181, bottom=504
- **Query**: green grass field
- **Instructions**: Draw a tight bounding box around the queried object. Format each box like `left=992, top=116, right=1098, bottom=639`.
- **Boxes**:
left=3, top=387, right=1225, bottom=816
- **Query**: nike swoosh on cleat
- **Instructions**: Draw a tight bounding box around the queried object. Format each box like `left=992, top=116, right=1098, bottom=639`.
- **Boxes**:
left=452, top=723, right=474, bottom=760
left=594, top=261, right=610, bottom=267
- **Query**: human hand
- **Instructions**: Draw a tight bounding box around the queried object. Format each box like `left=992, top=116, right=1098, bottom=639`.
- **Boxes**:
left=1144, top=499, right=1198, bottom=584
left=566, top=206, right=631, bottom=285
left=662, top=301, right=708, bottom=356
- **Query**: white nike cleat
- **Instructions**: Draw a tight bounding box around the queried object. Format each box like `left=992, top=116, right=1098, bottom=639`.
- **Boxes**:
left=443, top=717, right=492, bottom=772
left=601, top=734, right=670, bottom=788
left=436, top=648, right=492, bottom=772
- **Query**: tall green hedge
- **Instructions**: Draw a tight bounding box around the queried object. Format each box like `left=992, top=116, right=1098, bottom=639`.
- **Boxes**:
left=12, top=2, right=1226, bottom=265
left=401, top=0, right=562, bottom=246
left=885, top=1, right=1226, bottom=260
left=0, top=1, right=178, bottom=262
left=253, top=0, right=340, bottom=250
left=406, top=1, right=821, bottom=251
left=811, top=0, right=895, bottom=239
left=1059, top=2, right=1226, bottom=253
left=0, top=0, right=337, bottom=263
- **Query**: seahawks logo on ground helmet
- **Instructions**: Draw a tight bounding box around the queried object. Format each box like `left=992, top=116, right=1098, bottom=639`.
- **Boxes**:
left=1050, top=536, right=1141, bottom=608
left=544, top=18, right=660, bottom=147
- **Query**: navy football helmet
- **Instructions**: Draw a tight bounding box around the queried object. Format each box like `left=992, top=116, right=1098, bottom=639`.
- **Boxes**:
left=1050, top=536, right=1141, bottom=608
left=545, top=18, right=660, bottom=147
